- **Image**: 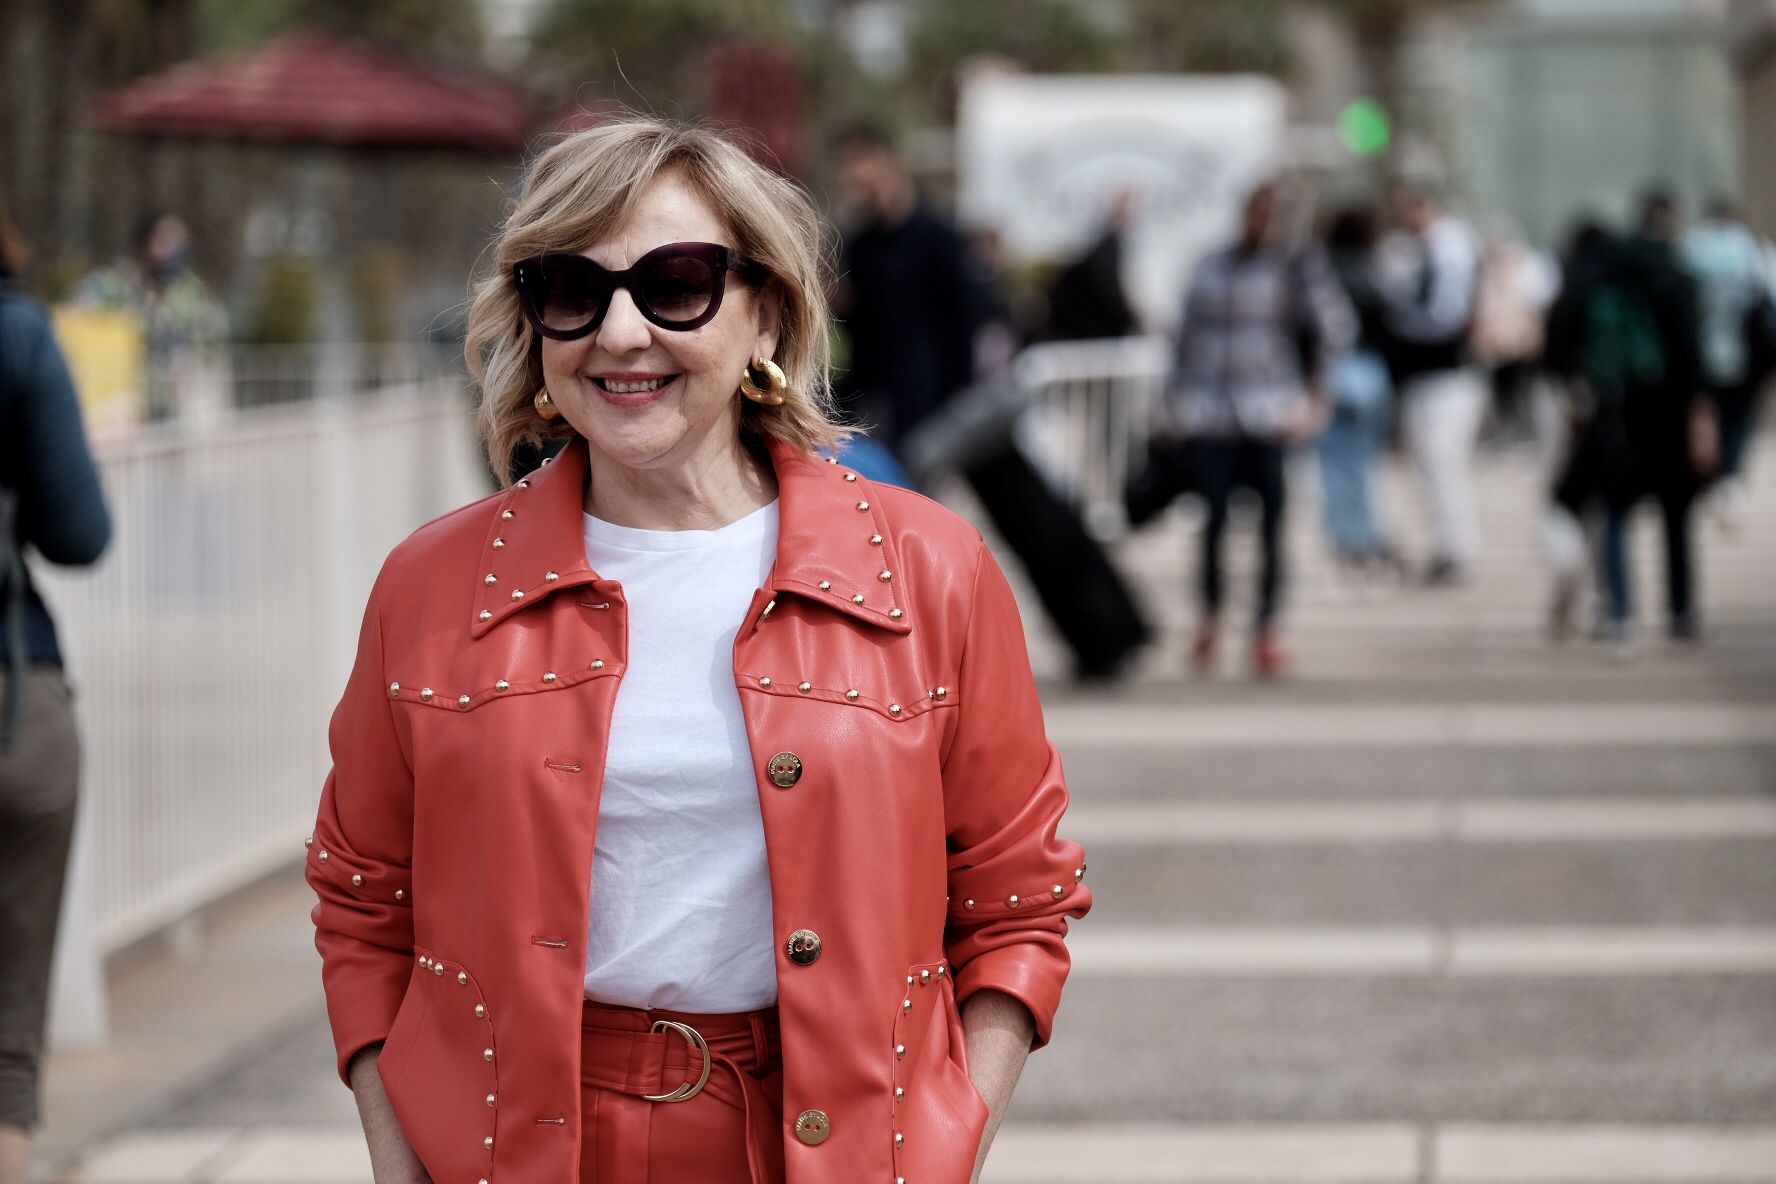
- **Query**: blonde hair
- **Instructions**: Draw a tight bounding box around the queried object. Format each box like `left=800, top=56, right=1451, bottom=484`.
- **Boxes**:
left=465, top=117, right=852, bottom=484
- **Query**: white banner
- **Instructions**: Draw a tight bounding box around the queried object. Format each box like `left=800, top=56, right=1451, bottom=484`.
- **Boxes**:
left=958, top=73, right=1287, bottom=327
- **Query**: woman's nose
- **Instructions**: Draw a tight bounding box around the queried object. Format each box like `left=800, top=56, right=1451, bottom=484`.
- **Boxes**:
left=594, top=287, right=654, bottom=355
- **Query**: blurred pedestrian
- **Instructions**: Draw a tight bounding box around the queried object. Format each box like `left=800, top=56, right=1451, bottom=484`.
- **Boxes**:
left=1169, top=181, right=1355, bottom=677
left=1471, top=226, right=1557, bottom=442
left=838, top=125, right=1148, bottom=680
left=1380, top=180, right=1485, bottom=586
left=314, top=118, right=1091, bottom=1184
left=831, top=123, right=976, bottom=451
left=1549, top=190, right=1713, bottom=647
left=1540, top=218, right=1617, bottom=641
left=1318, top=205, right=1399, bottom=577
left=73, top=211, right=227, bottom=422
left=1044, top=191, right=1139, bottom=342
left=0, top=190, right=112, bottom=1184
left=1681, top=197, right=1774, bottom=529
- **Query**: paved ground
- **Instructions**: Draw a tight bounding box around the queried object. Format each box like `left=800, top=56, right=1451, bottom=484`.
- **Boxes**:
left=36, top=440, right=1776, bottom=1182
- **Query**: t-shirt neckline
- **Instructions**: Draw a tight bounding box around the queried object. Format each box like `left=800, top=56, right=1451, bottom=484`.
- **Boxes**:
left=581, top=497, right=779, bottom=554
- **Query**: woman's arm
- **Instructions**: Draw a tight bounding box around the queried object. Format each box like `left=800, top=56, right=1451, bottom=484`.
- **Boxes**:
left=346, top=1045, right=431, bottom=1184
left=939, top=541, right=1093, bottom=1178
left=2, top=299, right=111, bottom=566
left=963, top=988, right=1037, bottom=1184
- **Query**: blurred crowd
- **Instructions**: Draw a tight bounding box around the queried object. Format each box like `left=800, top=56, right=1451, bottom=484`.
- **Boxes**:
left=823, top=127, right=1776, bottom=680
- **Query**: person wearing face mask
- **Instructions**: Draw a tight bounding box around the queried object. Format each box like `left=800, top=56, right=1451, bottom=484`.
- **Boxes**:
left=73, top=211, right=227, bottom=422
left=307, top=118, right=1091, bottom=1184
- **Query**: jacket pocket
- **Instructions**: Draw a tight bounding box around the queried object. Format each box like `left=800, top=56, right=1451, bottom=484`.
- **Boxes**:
left=383, top=949, right=499, bottom=1180
left=891, top=960, right=989, bottom=1184
left=375, top=963, right=430, bottom=1099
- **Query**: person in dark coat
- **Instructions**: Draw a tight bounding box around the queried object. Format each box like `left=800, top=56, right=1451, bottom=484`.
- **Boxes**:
left=1045, top=192, right=1139, bottom=342
left=831, top=124, right=978, bottom=452
left=0, top=193, right=112, bottom=1180
left=1546, top=190, right=1714, bottom=645
left=833, top=125, right=1148, bottom=680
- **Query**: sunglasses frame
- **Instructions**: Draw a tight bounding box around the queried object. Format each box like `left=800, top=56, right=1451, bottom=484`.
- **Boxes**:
left=512, top=241, right=768, bottom=340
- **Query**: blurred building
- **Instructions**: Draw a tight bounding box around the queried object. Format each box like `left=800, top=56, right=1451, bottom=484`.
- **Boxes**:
left=1731, top=0, right=1776, bottom=236
left=1413, top=0, right=1741, bottom=243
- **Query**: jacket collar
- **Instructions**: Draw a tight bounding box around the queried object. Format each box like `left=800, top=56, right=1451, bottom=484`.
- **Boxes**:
left=468, top=434, right=913, bottom=639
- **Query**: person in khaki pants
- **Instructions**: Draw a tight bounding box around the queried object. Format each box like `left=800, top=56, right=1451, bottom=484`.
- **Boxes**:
left=0, top=198, right=112, bottom=1184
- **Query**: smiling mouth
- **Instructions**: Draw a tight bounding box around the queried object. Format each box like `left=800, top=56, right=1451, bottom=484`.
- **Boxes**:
left=593, top=375, right=679, bottom=394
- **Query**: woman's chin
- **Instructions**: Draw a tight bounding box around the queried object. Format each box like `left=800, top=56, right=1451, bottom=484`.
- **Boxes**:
left=581, top=412, right=693, bottom=471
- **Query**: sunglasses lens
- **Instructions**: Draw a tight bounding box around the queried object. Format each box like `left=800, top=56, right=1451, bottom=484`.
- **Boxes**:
left=531, top=260, right=610, bottom=334
left=638, top=252, right=718, bottom=324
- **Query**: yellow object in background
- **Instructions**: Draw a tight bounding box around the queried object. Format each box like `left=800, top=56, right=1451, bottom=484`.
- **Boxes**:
left=51, top=305, right=145, bottom=438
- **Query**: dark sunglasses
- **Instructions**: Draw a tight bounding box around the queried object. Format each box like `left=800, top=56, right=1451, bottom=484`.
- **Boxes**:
left=513, top=241, right=768, bottom=339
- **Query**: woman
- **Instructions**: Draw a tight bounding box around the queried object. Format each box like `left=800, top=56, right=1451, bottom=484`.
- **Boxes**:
left=1317, top=205, right=1397, bottom=576
left=308, top=119, right=1091, bottom=1184
left=0, top=190, right=112, bottom=1184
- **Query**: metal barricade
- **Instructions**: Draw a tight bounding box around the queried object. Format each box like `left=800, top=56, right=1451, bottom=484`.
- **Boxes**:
left=1011, top=336, right=1172, bottom=538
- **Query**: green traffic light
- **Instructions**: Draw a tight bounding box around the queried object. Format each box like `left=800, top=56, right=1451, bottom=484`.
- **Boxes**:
left=1338, top=99, right=1392, bottom=158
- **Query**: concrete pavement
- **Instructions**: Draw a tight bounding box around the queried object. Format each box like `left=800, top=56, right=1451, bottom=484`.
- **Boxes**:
left=36, top=442, right=1776, bottom=1182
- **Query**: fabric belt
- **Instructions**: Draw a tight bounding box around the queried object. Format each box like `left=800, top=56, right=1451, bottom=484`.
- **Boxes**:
left=580, top=997, right=783, bottom=1183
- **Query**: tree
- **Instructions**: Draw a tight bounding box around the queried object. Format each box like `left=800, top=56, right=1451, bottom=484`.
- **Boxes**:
left=197, top=0, right=485, bottom=58
left=529, top=0, right=794, bottom=92
left=1119, top=0, right=1294, bottom=75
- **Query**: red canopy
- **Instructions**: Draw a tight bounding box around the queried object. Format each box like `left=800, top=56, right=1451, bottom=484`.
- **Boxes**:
left=88, top=34, right=530, bottom=155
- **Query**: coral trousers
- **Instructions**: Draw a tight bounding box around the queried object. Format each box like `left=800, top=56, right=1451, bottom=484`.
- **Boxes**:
left=578, top=998, right=785, bottom=1183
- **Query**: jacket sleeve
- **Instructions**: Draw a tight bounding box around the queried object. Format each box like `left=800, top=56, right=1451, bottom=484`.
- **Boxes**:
left=940, top=542, right=1091, bottom=1050
left=307, top=569, right=416, bottom=1085
left=3, top=299, right=111, bottom=566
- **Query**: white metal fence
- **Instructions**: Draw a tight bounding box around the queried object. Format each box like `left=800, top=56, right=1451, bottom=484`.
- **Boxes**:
left=39, top=363, right=488, bottom=995
left=223, top=343, right=470, bottom=411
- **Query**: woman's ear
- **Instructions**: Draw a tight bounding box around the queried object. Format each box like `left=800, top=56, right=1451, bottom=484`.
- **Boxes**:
left=753, top=280, right=783, bottom=362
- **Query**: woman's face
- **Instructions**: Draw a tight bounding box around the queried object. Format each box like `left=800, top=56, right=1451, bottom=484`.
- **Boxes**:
left=537, top=171, right=779, bottom=474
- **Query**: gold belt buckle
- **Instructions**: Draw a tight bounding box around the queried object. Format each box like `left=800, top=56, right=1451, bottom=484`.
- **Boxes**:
left=643, top=1020, right=711, bottom=1102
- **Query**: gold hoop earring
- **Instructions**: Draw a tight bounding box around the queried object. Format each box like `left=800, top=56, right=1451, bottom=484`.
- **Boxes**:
left=534, top=388, right=561, bottom=421
left=740, top=358, right=788, bottom=406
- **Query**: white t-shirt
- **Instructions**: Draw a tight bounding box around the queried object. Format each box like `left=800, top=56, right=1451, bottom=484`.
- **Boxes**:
left=581, top=498, right=780, bottom=1012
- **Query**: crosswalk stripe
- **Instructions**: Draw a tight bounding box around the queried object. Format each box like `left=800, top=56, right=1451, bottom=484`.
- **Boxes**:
left=981, top=1123, right=1419, bottom=1182
left=980, top=1123, right=1776, bottom=1183
left=1045, top=703, right=1776, bottom=748
left=1435, top=1123, right=1776, bottom=1182
left=1063, top=797, right=1776, bottom=843
left=71, top=1122, right=1776, bottom=1184
left=1069, top=926, right=1776, bottom=977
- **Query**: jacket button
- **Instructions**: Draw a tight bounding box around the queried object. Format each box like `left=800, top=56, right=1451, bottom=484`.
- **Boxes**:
left=767, top=752, right=803, bottom=788
left=785, top=929, right=822, bottom=965
left=794, top=1109, right=831, bottom=1146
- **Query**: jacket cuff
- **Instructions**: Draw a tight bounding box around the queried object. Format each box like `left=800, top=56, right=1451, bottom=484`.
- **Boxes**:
left=951, top=938, right=1072, bottom=1051
left=320, top=946, right=411, bottom=1086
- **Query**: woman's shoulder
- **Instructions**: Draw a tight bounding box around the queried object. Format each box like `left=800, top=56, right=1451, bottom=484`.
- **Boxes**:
left=862, top=480, right=995, bottom=620
left=372, top=487, right=507, bottom=597
left=869, top=481, right=984, bottom=555
left=0, top=286, right=52, bottom=348
left=0, top=288, right=62, bottom=400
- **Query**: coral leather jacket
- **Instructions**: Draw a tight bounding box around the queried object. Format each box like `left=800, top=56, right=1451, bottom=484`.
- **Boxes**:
left=307, top=432, right=1091, bottom=1183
